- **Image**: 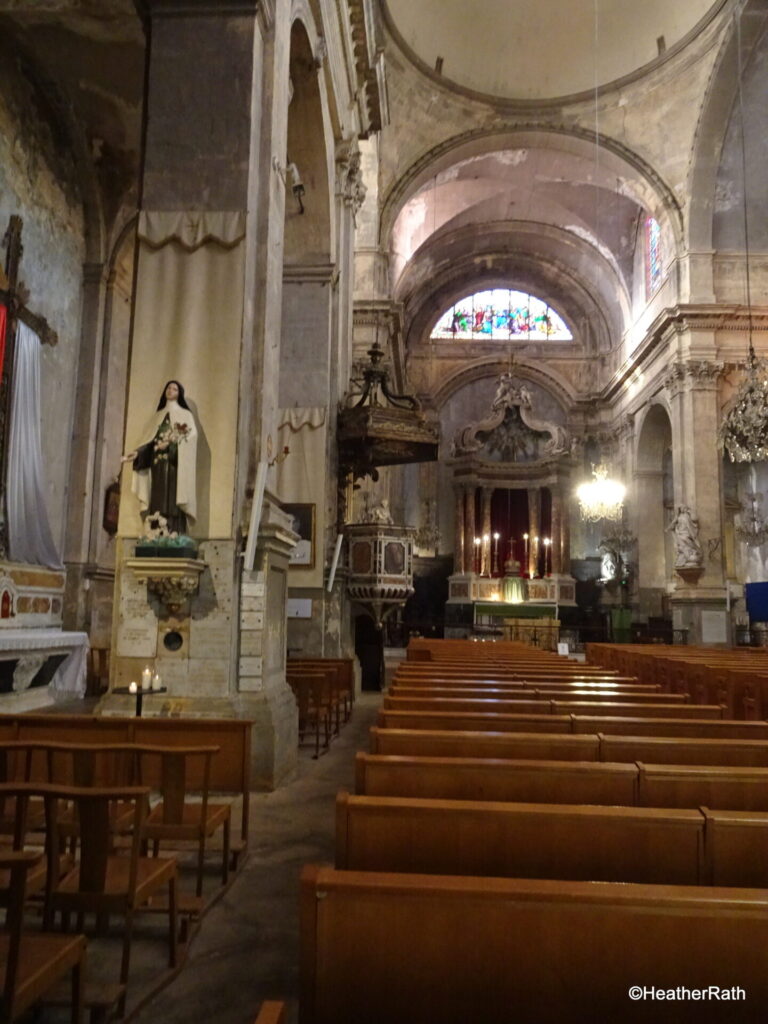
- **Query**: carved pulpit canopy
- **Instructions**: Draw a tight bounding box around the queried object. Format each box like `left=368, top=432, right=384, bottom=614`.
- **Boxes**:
left=452, top=372, right=571, bottom=463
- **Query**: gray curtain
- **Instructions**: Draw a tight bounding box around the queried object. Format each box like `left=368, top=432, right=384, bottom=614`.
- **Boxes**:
left=6, top=321, right=63, bottom=569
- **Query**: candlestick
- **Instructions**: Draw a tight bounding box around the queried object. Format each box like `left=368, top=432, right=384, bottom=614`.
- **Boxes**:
left=141, top=667, right=152, bottom=691
left=543, top=537, right=552, bottom=576
left=492, top=532, right=500, bottom=576
left=473, top=536, right=481, bottom=574
left=523, top=533, right=529, bottom=576
left=482, top=533, right=490, bottom=577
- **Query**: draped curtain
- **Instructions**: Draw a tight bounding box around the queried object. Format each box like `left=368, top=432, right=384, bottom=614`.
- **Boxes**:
left=6, top=321, right=63, bottom=568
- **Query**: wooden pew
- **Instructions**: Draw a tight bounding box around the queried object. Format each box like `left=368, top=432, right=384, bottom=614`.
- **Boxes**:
left=549, top=701, right=722, bottom=720
left=573, top=715, right=768, bottom=740
left=355, top=752, right=639, bottom=805
left=377, top=710, right=574, bottom=733
left=300, top=867, right=768, bottom=1024
left=369, top=727, right=600, bottom=761
left=701, top=807, right=768, bottom=886
left=638, top=764, right=768, bottom=811
left=335, top=792, right=704, bottom=884
left=600, top=734, right=768, bottom=767
left=377, top=709, right=754, bottom=738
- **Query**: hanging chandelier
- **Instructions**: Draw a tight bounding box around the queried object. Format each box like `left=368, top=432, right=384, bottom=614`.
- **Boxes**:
left=719, top=350, right=768, bottom=462
left=719, top=9, right=767, bottom=463
left=576, top=464, right=625, bottom=523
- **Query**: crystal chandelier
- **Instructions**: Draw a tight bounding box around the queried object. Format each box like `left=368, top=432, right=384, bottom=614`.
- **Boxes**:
left=720, top=351, right=768, bottom=463
left=735, top=492, right=768, bottom=546
left=576, top=464, right=626, bottom=522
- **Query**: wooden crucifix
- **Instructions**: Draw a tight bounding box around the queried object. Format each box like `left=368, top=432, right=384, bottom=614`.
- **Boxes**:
left=0, top=215, right=58, bottom=558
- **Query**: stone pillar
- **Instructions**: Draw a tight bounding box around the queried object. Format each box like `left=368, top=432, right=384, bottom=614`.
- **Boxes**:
left=454, top=486, right=466, bottom=574
left=664, top=357, right=727, bottom=644
left=550, top=488, right=563, bottom=575
left=464, top=485, right=477, bottom=574
left=527, top=487, right=541, bottom=577
left=480, top=487, right=493, bottom=576
left=561, top=489, right=571, bottom=574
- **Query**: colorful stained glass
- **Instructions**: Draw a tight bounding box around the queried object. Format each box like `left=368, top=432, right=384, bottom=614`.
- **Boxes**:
left=647, top=217, right=662, bottom=295
left=431, top=289, right=572, bottom=342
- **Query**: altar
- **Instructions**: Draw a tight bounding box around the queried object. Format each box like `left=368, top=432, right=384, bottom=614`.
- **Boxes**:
left=0, top=628, right=89, bottom=709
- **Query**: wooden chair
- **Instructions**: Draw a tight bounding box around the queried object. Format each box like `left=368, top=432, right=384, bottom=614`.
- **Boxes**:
left=138, top=745, right=231, bottom=899
left=42, top=785, right=178, bottom=1010
left=287, top=672, right=334, bottom=758
left=0, top=785, right=87, bottom=1023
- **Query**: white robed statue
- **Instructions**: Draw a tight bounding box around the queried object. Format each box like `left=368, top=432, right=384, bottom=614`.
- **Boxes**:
left=123, top=380, right=198, bottom=534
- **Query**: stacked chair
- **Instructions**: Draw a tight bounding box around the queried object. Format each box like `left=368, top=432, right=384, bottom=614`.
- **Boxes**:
left=286, top=658, right=355, bottom=758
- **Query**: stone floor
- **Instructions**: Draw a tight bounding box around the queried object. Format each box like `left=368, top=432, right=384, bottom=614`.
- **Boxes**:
left=31, top=691, right=381, bottom=1024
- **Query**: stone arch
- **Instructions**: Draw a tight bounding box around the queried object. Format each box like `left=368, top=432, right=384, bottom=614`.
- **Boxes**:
left=396, top=220, right=624, bottom=355
left=432, top=358, right=574, bottom=416
left=687, top=0, right=768, bottom=256
left=380, top=125, right=684, bottom=258
left=634, top=402, right=674, bottom=598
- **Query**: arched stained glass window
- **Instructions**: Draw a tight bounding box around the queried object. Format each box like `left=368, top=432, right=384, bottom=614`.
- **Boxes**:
left=646, top=217, right=662, bottom=295
left=431, top=289, right=572, bottom=342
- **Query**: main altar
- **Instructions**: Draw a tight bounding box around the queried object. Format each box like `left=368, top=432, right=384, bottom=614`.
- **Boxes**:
left=446, top=371, right=577, bottom=640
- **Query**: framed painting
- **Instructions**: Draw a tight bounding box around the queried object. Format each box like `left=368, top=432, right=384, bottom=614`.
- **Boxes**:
left=284, top=503, right=315, bottom=568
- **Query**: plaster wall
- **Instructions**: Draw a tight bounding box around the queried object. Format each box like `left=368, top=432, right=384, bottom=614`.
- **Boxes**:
left=0, top=51, right=85, bottom=559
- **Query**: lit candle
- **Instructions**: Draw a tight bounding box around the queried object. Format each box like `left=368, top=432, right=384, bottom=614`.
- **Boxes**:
left=141, top=667, right=152, bottom=691
left=473, top=536, right=481, bottom=574
left=543, top=537, right=552, bottom=576
left=152, top=671, right=162, bottom=691
left=483, top=534, right=490, bottom=577
left=128, top=681, right=138, bottom=694
left=492, top=532, right=500, bottom=576
left=523, top=533, right=529, bottom=574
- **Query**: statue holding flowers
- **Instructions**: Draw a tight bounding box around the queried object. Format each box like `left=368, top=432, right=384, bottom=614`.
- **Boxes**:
left=123, top=380, right=198, bottom=535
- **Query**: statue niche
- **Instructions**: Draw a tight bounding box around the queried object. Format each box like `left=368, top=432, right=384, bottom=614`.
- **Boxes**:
left=453, top=372, right=569, bottom=463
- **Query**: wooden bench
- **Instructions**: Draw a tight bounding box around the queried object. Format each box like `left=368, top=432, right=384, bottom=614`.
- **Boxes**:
left=600, top=734, right=768, bottom=767
left=369, top=727, right=600, bottom=761
left=550, top=701, right=722, bottom=719
left=335, top=792, right=704, bottom=885
left=300, top=867, right=768, bottom=1023
left=355, top=752, right=639, bottom=805
left=701, top=807, right=768, bottom=886
left=378, top=710, right=574, bottom=733
left=288, top=658, right=354, bottom=720
left=572, top=715, right=768, bottom=739
left=638, top=763, right=768, bottom=811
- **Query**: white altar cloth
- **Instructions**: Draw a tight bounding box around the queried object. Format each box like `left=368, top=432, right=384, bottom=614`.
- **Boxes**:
left=0, top=629, right=89, bottom=698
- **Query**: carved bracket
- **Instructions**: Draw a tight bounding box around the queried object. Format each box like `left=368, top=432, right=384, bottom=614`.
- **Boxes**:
left=124, top=557, right=206, bottom=616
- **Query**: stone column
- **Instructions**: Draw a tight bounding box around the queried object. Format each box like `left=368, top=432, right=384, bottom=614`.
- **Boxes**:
left=527, top=487, right=541, bottom=577
left=454, top=486, right=466, bottom=574
left=480, top=487, right=493, bottom=576
left=550, top=488, right=563, bottom=575
left=664, top=357, right=727, bottom=643
left=561, top=490, right=571, bottom=574
left=464, top=485, right=477, bottom=574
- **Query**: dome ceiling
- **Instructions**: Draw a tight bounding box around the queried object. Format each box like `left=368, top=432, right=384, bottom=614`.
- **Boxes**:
left=383, top=0, right=722, bottom=101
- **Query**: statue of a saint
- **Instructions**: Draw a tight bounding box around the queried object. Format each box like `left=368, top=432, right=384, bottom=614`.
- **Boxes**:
left=667, top=505, right=703, bottom=568
left=123, top=380, right=198, bottom=534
